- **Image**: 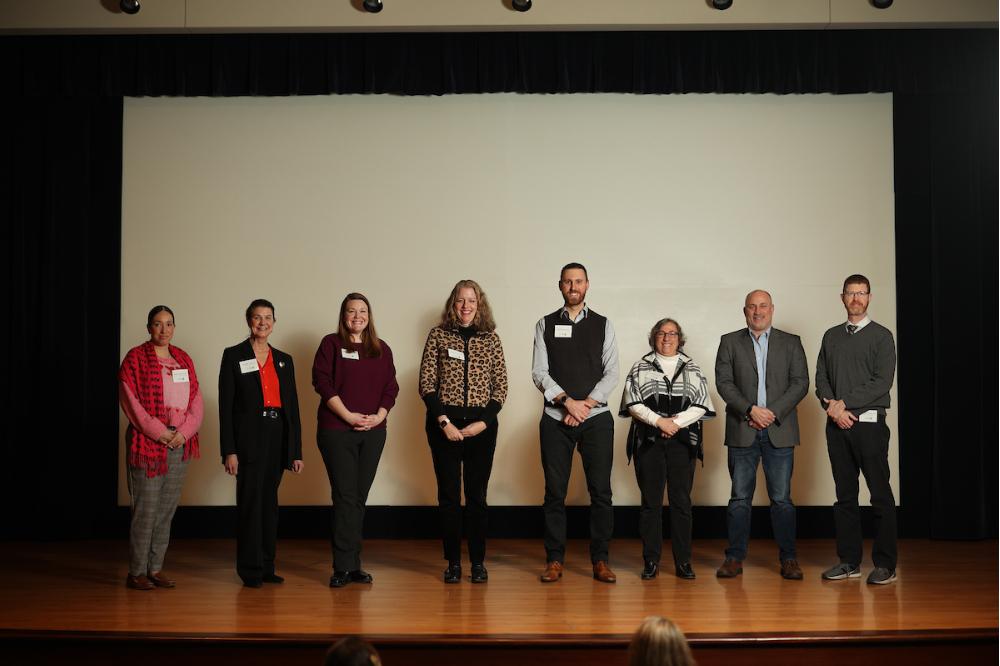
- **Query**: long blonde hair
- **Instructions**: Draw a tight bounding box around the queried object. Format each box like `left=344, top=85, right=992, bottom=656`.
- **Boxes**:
left=439, top=279, right=496, bottom=332
left=628, top=616, right=695, bottom=666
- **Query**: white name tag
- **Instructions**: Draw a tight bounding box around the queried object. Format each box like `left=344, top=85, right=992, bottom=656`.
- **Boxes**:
left=554, top=324, right=573, bottom=338
left=171, top=368, right=189, bottom=383
left=239, top=359, right=259, bottom=374
left=447, top=348, right=465, bottom=361
left=341, top=348, right=360, bottom=360
left=859, top=410, right=878, bottom=423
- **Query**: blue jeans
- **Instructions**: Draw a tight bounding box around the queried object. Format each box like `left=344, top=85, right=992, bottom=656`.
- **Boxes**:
left=725, top=430, right=796, bottom=561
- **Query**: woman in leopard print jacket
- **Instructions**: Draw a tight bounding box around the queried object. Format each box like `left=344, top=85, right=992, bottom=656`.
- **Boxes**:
left=418, top=279, right=508, bottom=584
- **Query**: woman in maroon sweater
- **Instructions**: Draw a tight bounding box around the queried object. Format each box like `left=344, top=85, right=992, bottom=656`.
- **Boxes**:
left=312, top=292, right=399, bottom=588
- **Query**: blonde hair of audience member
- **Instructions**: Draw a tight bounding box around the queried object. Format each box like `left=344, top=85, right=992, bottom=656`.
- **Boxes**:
left=628, top=616, right=695, bottom=666
left=323, top=636, right=381, bottom=666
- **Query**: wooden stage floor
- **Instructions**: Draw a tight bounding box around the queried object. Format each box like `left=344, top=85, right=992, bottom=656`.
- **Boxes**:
left=0, top=538, right=996, bottom=665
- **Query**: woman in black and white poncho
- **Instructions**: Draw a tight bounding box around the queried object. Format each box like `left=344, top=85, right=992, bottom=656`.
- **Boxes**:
left=619, top=318, right=715, bottom=581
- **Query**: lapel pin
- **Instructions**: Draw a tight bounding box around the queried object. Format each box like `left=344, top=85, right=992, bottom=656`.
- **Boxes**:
left=279, top=361, right=285, bottom=368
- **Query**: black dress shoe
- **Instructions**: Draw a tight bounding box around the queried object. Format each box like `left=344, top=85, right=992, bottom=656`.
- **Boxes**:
left=674, top=562, right=696, bottom=580
left=443, top=563, right=462, bottom=584
left=349, top=570, right=373, bottom=584
left=329, top=571, right=351, bottom=588
left=242, top=578, right=263, bottom=588
left=641, top=561, right=659, bottom=580
left=471, top=564, right=488, bottom=583
left=262, top=573, right=284, bottom=584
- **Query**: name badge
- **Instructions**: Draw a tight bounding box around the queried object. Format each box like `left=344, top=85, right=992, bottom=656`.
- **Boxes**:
left=239, top=359, right=259, bottom=374
left=447, top=348, right=465, bottom=361
left=554, top=324, right=573, bottom=338
left=859, top=410, right=878, bottom=423
left=341, top=348, right=360, bottom=360
left=171, top=368, right=189, bottom=383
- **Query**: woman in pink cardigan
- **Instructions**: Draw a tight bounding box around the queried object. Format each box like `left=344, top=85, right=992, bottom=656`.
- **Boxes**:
left=118, top=305, right=203, bottom=590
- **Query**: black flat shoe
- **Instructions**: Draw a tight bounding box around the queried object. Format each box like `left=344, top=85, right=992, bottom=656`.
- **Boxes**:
left=242, top=578, right=263, bottom=588
left=443, top=563, right=462, bottom=584
left=349, top=569, right=373, bottom=584
left=641, top=561, right=659, bottom=580
left=471, top=564, right=488, bottom=583
left=674, top=562, right=696, bottom=580
left=262, top=573, right=284, bottom=584
left=329, top=571, right=351, bottom=588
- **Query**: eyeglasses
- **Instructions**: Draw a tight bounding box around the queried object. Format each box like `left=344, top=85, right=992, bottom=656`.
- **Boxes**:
left=843, top=291, right=870, bottom=298
left=654, top=331, right=679, bottom=339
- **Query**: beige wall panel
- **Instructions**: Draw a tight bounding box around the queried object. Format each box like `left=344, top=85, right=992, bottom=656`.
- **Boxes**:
left=186, top=0, right=829, bottom=32
left=830, top=0, right=998, bottom=27
left=0, top=0, right=184, bottom=31
left=2, top=0, right=995, bottom=33
left=119, top=93, right=896, bottom=510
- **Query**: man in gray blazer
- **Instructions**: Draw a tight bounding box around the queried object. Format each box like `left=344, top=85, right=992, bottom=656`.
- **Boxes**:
left=714, top=290, right=809, bottom=580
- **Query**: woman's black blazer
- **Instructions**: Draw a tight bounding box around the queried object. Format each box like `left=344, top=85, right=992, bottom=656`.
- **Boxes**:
left=219, top=339, right=303, bottom=469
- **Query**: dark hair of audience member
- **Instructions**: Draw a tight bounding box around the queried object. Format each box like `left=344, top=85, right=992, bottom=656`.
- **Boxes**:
left=324, top=636, right=381, bottom=666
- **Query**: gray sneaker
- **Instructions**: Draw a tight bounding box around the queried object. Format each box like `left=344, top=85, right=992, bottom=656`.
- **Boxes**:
left=821, top=562, right=861, bottom=580
left=866, top=567, right=897, bottom=585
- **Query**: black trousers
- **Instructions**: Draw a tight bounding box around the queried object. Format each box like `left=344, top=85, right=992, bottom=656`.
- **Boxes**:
left=235, top=416, right=285, bottom=582
left=318, top=428, right=387, bottom=572
left=426, top=417, right=498, bottom=565
left=539, top=411, right=614, bottom=564
left=634, top=436, right=696, bottom=565
left=826, top=416, right=897, bottom=569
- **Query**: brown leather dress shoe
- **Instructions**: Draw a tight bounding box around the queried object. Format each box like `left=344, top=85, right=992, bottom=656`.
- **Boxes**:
left=780, top=559, right=804, bottom=580
left=716, top=558, right=743, bottom=578
left=148, top=571, right=176, bottom=588
left=540, top=561, right=563, bottom=583
left=126, top=574, right=155, bottom=591
left=592, top=560, right=617, bottom=584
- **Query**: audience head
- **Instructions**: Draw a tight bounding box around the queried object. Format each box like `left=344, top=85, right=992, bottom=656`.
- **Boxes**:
left=324, top=636, right=381, bottom=666
left=628, top=616, right=695, bottom=666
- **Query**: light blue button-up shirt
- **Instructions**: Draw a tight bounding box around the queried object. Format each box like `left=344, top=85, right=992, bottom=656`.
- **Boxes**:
left=749, top=327, right=771, bottom=408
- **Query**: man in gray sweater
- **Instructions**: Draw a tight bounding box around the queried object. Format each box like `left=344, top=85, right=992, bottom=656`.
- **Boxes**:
left=815, top=274, right=898, bottom=585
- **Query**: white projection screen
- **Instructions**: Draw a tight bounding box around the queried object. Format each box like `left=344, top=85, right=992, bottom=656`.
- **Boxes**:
left=119, top=93, right=897, bottom=509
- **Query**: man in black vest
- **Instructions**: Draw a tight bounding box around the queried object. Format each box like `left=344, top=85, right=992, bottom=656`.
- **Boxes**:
left=531, top=263, right=620, bottom=583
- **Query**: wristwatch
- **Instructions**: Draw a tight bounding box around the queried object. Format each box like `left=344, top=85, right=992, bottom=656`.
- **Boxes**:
left=438, top=417, right=451, bottom=429
left=554, top=395, right=567, bottom=406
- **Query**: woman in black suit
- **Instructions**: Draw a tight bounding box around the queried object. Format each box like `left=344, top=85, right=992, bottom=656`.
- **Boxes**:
left=219, top=298, right=303, bottom=587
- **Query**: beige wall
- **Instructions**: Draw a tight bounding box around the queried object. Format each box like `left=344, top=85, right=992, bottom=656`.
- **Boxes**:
left=3, top=0, right=995, bottom=33
left=119, top=92, right=897, bottom=508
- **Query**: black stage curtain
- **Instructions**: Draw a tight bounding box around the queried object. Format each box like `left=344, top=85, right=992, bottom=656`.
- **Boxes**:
left=0, top=30, right=993, bottom=96
left=1, top=30, right=995, bottom=539
left=893, top=90, right=998, bottom=539
left=2, top=97, right=123, bottom=538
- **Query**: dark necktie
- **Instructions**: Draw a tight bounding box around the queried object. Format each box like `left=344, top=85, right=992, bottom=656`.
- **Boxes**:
left=847, top=324, right=858, bottom=335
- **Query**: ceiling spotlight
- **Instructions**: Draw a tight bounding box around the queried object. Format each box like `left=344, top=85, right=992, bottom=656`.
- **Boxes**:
left=711, top=0, right=733, bottom=9
left=871, top=0, right=893, bottom=8
left=120, top=0, right=140, bottom=14
left=362, top=0, right=383, bottom=13
left=512, top=0, right=532, bottom=12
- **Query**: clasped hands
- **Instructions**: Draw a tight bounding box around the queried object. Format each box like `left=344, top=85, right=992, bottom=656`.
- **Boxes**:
left=157, top=429, right=186, bottom=450
left=440, top=419, right=487, bottom=442
left=347, top=411, right=386, bottom=432
left=823, top=398, right=857, bottom=429
left=747, top=406, right=776, bottom=431
left=560, top=396, right=598, bottom=427
left=654, top=416, right=681, bottom=438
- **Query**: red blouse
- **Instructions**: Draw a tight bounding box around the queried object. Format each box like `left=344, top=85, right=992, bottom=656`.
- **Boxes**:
left=259, top=349, right=282, bottom=408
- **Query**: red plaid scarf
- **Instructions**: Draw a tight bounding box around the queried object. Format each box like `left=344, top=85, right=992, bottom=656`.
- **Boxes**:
left=119, top=341, right=201, bottom=477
